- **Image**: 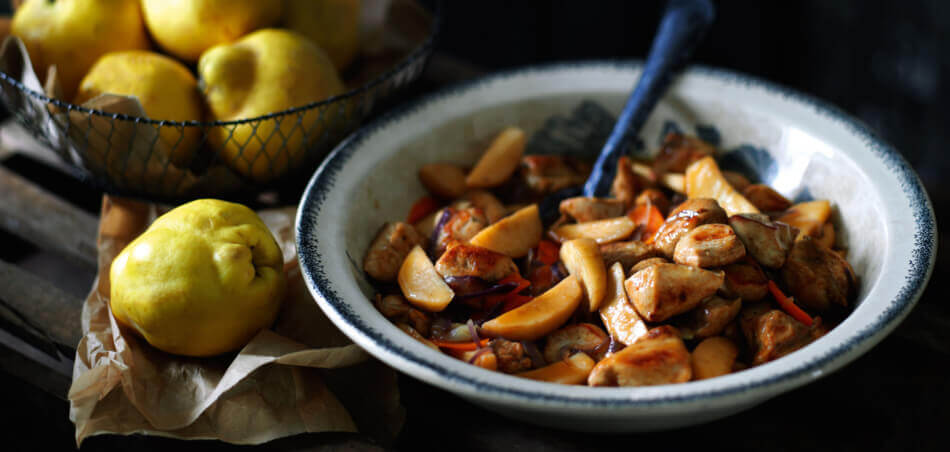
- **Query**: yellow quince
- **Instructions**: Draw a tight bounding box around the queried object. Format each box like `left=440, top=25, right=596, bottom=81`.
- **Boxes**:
left=74, top=50, right=204, bottom=167
left=140, top=0, right=281, bottom=63
left=198, top=29, right=344, bottom=182
left=11, top=0, right=150, bottom=100
left=110, top=199, right=286, bottom=357
left=282, top=0, right=361, bottom=70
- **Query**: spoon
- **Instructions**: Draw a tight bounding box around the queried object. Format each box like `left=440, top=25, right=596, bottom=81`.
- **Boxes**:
left=540, top=0, right=715, bottom=221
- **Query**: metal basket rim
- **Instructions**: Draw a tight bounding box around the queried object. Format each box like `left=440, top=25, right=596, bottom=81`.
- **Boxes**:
left=0, top=0, right=442, bottom=128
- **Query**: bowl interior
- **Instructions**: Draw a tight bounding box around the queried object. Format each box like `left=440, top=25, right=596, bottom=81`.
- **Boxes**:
left=299, top=63, right=932, bottom=409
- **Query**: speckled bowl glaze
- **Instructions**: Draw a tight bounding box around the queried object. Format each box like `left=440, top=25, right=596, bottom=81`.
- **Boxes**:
left=296, top=62, right=936, bottom=432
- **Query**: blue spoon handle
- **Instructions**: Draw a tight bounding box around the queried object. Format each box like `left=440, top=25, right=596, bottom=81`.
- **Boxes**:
left=582, top=0, right=715, bottom=198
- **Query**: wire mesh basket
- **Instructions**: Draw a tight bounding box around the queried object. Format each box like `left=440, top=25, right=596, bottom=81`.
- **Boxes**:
left=0, top=1, right=440, bottom=203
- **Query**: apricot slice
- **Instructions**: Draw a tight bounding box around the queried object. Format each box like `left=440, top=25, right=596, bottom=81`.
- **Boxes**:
left=599, top=262, right=649, bottom=345
left=551, top=216, right=636, bottom=245
left=559, top=238, right=607, bottom=311
left=776, top=200, right=831, bottom=237
left=691, top=336, right=739, bottom=380
left=517, top=352, right=596, bottom=385
left=469, top=204, right=542, bottom=258
left=397, top=245, right=454, bottom=312
left=465, top=127, right=526, bottom=188
left=480, top=275, right=582, bottom=341
left=684, top=156, right=759, bottom=216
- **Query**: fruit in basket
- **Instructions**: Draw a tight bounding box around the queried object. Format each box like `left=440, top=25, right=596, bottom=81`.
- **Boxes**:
left=10, top=0, right=150, bottom=100
left=282, top=0, right=361, bottom=70
left=198, top=29, right=345, bottom=182
left=141, top=0, right=281, bottom=62
left=109, top=199, right=286, bottom=357
left=74, top=50, right=204, bottom=166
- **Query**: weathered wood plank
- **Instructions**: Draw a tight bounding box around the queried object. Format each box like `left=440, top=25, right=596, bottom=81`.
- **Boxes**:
left=0, top=259, right=83, bottom=348
left=0, top=165, right=98, bottom=268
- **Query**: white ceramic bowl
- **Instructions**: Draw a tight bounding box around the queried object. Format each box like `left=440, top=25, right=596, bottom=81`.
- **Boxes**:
left=296, top=62, right=936, bottom=432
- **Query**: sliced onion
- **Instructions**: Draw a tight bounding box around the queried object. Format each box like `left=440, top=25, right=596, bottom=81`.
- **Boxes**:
left=466, top=319, right=482, bottom=347
left=449, top=278, right=518, bottom=301
left=427, top=209, right=453, bottom=257
left=467, top=346, right=493, bottom=364
left=520, top=340, right=546, bottom=369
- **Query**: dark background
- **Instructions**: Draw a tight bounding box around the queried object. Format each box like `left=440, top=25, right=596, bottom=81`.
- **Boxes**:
left=2, top=0, right=947, bottom=450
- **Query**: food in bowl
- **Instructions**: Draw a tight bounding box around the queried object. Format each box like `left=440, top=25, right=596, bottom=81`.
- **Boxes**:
left=361, top=126, right=857, bottom=386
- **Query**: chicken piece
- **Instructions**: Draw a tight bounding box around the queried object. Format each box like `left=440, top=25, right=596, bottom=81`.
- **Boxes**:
left=432, top=206, right=490, bottom=255
left=407, top=309, right=432, bottom=337
left=629, top=257, right=668, bottom=274
left=559, top=196, right=626, bottom=223
left=652, top=198, right=728, bottom=258
left=611, top=156, right=643, bottom=208
left=678, top=296, right=742, bottom=339
left=653, top=132, right=716, bottom=175
left=722, top=171, right=752, bottom=192
left=520, top=155, right=590, bottom=194
left=587, top=325, right=691, bottom=387
left=740, top=304, right=818, bottom=365
left=419, top=162, right=468, bottom=199
left=543, top=323, right=609, bottom=363
left=634, top=188, right=671, bottom=216
left=434, top=243, right=517, bottom=282
left=363, top=222, right=425, bottom=282
left=599, top=240, right=658, bottom=273
left=780, top=235, right=857, bottom=311
left=742, top=184, right=792, bottom=212
left=728, top=213, right=797, bottom=269
left=462, top=190, right=506, bottom=223
left=719, top=259, right=769, bottom=301
left=491, top=338, right=534, bottom=374
left=673, top=223, right=746, bottom=268
left=375, top=294, right=410, bottom=321
left=624, top=262, right=724, bottom=322
left=397, top=323, right=439, bottom=350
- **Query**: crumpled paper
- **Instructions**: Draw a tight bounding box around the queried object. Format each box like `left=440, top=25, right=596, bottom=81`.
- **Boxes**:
left=67, top=196, right=404, bottom=446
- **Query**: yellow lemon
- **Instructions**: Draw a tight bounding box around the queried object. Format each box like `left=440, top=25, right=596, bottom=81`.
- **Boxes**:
left=198, top=29, right=344, bottom=182
left=11, top=0, right=150, bottom=100
left=110, top=199, right=286, bottom=357
left=75, top=50, right=204, bottom=166
left=141, top=0, right=281, bottom=63
left=282, top=0, right=361, bottom=70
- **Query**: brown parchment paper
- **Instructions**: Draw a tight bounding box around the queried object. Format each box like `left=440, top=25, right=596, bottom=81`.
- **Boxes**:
left=67, top=196, right=404, bottom=446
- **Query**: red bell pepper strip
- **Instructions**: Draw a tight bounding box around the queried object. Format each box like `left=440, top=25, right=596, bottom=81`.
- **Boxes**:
left=767, top=280, right=813, bottom=326
left=406, top=196, right=440, bottom=224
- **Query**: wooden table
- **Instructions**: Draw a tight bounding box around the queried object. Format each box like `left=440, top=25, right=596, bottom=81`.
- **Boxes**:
left=1, top=59, right=948, bottom=451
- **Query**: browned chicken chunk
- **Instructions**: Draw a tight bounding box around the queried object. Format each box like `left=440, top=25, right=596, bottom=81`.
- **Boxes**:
left=599, top=241, right=658, bottom=273
left=780, top=235, right=857, bottom=311
left=742, top=184, right=792, bottom=212
left=653, top=132, right=716, bottom=175
left=435, top=243, right=518, bottom=281
left=492, top=338, right=534, bottom=373
left=634, top=188, right=671, bottom=216
left=363, top=222, right=425, bottom=281
left=652, top=198, right=728, bottom=258
left=611, top=156, right=644, bottom=208
left=624, top=262, right=724, bottom=322
left=719, top=259, right=769, bottom=301
left=740, top=304, right=819, bottom=365
left=375, top=294, right=410, bottom=320
left=521, top=155, right=590, bottom=194
left=559, top=196, right=626, bottom=223
left=587, top=325, right=691, bottom=387
left=673, top=223, right=746, bottom=268
left=678, top=295, right=742, bottom=339
left=543, top=323, right=609, bottom=363
left=433, top=206, right=490, bottom=255
left=728, top=213, right=796, bottom=269
left=629, top=257, right=668, bottom=274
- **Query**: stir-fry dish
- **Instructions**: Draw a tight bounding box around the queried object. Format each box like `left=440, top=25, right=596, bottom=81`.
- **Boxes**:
left=362, top=126, right=856, bottom=386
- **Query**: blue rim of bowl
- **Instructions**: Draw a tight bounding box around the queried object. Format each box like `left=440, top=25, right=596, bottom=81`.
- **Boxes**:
left=296, top=60, right=937, bottom=406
